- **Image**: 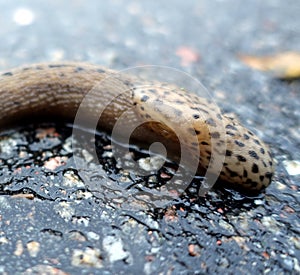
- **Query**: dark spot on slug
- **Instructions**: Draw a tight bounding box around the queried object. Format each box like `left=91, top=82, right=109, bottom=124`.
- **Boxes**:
left=237, top=155, right=247, bottom=162
left=252, top=163, right=259, bottom=173
left=265, top=172, right=273, bottom=180
left=141, top=95, right=149, bottom=102
left=226, top=124, right=238, bottom=131
left=154, top=99, right=163, bottom=105
left=205, top=150, right=211, bottom=155
left=2, top=72, right=13, bottom=76
left=175, top=100, right=184, bottom=104
left=148, top=89, right=157, bottom=94
left=253, top=139, right=261, bottom=145
left=226, top=150, right=232, bottom=156
left=226, top=131, right=235, bottom=136
left=225, top=167, right=239, bottom=177
left=249, top=150, right=259, bottom=160
left=259, top=175, right=265, bottom=182
left=48, top=64, right=67, bottom=68
left=243, top=169, right=248, bottom=178
left=174, top=109, right=182, bottom=117
left=190, top=106, right=209, bottom=114
left=97, top=68, right=105, bottom=73
left=245, top=179, right=258, bottom=187
left=235, top=140, right=245, bottom=147
left=206, top=118, right=217, bottom=127
left=243, top=134, right=250, bottom=140
left=193, top=114, right=200, bottom=119
left=74, top=67, right=84, bottom=72
left=217, top=113, right=223, bottom=120
left=211, top=132, right=220, bottom=139
left=260, top=148, right=265, bottom=154
left=201, top=141, right=209, bottom=146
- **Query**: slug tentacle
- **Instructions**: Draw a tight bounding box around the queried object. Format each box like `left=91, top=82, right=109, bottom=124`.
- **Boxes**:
left=0, top=62, right=274, bottom=192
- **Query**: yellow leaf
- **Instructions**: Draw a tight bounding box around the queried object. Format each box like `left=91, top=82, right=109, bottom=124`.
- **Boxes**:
left=239, top=51, right=300, bottom=79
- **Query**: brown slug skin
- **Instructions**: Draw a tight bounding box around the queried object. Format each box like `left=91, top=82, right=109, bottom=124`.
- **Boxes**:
left=0, top=62, right=274, bottom=192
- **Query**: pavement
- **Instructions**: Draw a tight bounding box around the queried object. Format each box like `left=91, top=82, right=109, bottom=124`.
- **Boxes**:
left=0, top=1, right=299, bottom=274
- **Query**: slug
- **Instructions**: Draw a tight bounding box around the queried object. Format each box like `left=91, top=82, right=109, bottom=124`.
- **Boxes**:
left=0, top=62, right=274, bottom=192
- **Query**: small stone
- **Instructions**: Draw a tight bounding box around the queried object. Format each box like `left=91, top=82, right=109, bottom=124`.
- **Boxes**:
left=261, top=216, right=281, bottom=233
left=71, top=247, right=103, bottom=268
left=102, top=236, right=129, bottom=263
left=63, top=170, right=84, bottom=188
left=188, top=244, right=201, bottom=257
left=254, top=199, right=264, bottom=205
left=0, top=237, right=9, bottom=245
left=54, top=202, right=75, bottom=221
left=282, top=160, right=300, bottom=176
left=87, top=231, right=100, bottom=241
left=138, top=155, right=165, bottom=172
left=72, top=216, right=90, bottom=227
left=290, top=236, right=300, bottom=249
left=82, top=149, right=94, bottom=163
left=68, top=231, right=87, bottom=242
left=14, top=240, right=23, bottom=256
left=26, top=241, right=40, bottom=257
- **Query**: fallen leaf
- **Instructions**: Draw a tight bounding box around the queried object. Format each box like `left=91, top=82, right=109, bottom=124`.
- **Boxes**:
left=239, top=51, right=300, bottom=79
left=176, top=46, right=200, bottom=66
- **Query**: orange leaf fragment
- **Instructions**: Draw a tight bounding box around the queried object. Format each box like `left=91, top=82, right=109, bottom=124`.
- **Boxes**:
left=239, top=51, right=300, bottom=79
left=176, top=46, right=200, bottom=66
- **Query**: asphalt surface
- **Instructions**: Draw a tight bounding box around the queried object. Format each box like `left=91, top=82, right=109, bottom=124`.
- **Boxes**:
left=0, top=1, right=299, bottom=274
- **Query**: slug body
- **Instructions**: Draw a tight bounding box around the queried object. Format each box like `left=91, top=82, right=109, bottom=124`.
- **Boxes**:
left=0, top=63, right=274, bottom=192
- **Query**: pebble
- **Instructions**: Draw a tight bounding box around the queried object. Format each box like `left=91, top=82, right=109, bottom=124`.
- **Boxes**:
left=282, top=160, right=300, bottom=176
left=102, top=235, right=130, bottom=263
left=14, top=240, right=23, bottom=256
left=71, top=247, right=103, bottom=268
left=87, top=231, right=100, bottom=241
left=261, top=216, right=281, bottom=234
left=138, top=155, right=165, bottom=172
left=26, top=241, right=40, bottom=257
left=63, top=170, right=85, bottom=188
left=0, top=135, right=18, bottom=155
left=53, top=202, right=75, bottom=222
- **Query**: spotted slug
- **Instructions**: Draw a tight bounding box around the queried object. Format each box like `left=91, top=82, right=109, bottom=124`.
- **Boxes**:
left=0, top=62, right=274, bottom=192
